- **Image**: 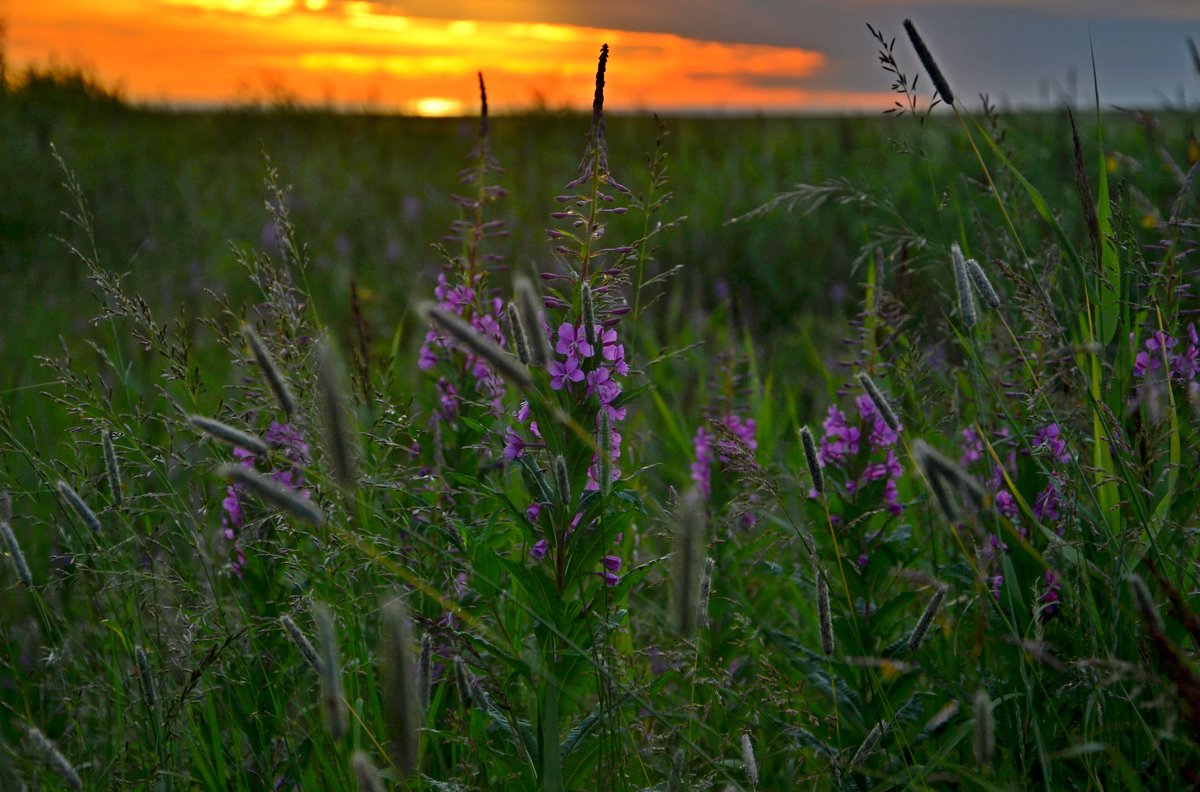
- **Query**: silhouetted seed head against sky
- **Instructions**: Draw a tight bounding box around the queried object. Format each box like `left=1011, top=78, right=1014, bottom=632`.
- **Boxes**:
left=5, top=1, right=1199, bottom=114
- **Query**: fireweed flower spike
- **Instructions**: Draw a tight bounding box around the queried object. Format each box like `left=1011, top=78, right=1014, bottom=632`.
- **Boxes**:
left=966, top=258, right=1002, bottom=310
left=242, top=323, right=296, bottom=416
left=57, top=480, right=101, bottom=533
left=857, top=372, right=901, bottom=434
left=217, top=464, right=325, bottom=526
left=903, top=19, right=954, bottom=105
left=187, top=415, right=269, bottom=456
left=800, top=425, right=823, bottom=494
left=421, top=301, right=532, bottom=390
left=951, top=243, right=977, bottom=329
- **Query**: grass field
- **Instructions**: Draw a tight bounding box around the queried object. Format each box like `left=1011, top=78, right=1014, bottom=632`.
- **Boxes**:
left=2, top=43, right=1200, bottom=790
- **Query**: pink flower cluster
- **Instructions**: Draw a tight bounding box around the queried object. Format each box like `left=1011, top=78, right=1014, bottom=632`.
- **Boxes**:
left=220, top=421, right=311, bottom=576
left=1132, top=324, right=1199, bottom=381
left=690, top=415, right=757, bottom=500
left=815, top=395, right=903, bottom=515
left=419, top=272, right=508, bottom=414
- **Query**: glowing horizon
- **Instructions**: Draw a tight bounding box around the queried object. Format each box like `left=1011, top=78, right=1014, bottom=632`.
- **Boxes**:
left=3, top=0, right=898, bottom=114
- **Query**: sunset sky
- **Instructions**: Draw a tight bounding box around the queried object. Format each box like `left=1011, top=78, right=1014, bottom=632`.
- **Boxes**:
left=4, top=0, right=1199, bottom=114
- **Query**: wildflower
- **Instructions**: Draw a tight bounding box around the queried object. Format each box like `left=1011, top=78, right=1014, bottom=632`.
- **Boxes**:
left=1032, top=423, right=1070, bottom=465
left=1041, top=569, right=1061, bottom=616
left=548, top=356, right=585, bottom=390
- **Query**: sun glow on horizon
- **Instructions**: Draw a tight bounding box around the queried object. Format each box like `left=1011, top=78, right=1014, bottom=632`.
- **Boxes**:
left=5, top=0, right=895, bottom=112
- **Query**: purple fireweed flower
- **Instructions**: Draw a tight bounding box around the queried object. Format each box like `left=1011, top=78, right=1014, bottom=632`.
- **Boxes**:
left=549, top=356, right=585, bottom=390
left=818, top=405, right=861, bottom=467
left=691, top=426, right=715, bottom=498
left=1033, top=482, right=1060, bottom=523
left=602, top=555, right=622, bottom=572
left=959, top=426, right=984, bottom=467
left=990, top=574, right=1004, bottom=600
left=556, top=322, right=595, bottom=360
left=1033, top=424, right=1070, bottom=466
left=856, top=553, right=869, bottom=569
left=1041, top=569, right=1061, bottom=616
left=530, top=539, right=548, bottom=561
left=503, top=426, right=526, bottom=461
left=995, top=489, right=1018, bottom=519
left=526, top=501, right=544, bottom=522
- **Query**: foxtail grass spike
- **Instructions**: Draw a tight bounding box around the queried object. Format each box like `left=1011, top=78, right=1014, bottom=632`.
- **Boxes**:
left=57, top=480, right=101, bottom=533
left=477, top=71, right=489, bottom=139
left=1129, top=574, right=1163, bottom=632
left=554, top=455, right=571, bottom=505
left=697, top=557, right=715, bottom=629
left=1189, top=36, right=1200, bottom=75
left=903, top=19, right=954, bottom=105
left=857, top=372, right=901, bottom=433
left=908, top=584, right=947, bottom=652
left=418, top=632, right=433, bottom=713
left=217, top=464, right=325, bottom=526
left=316, top=340, right=360, bottom=492
left=25, top=726, right=82, bottom=791
left=965, top=258, right=1001, bottom=310
left=242, top=324, right=296, bottom=416
left=848, top=721, right=885, bottom=772
left=800, top=425, right=823, bottom=494
left=515, top=276, right=551, bottom=367
left=103, top=430, right=122, bottom=506
left=281, top=614, right=322, bottom=672
left=453, top=655, right=473, bottom=706
left=597, top=411, right=612, bottom=496
left=671, top=488, right=706, bottom=637
left=314, top=603, right=347, bottom=741
left=380, top=597, right=420, bottom=777
left=817, top=568, right=835, bottom=656
left=1, top=520, right=33, bottom=588
left=951, top=243, right=977, bottom=329
left=135, top=644, right=157, bottom=711
left=581, top=281, right=596, bottom=345
left=741, top=731, right=759, bottom=786
left=421, top=301, right=532, bottom=389
left=913, top=439, right=986, bottom=521
left=506, top=302, right=530, bottom=364
left=973, top=689, right=994, bottom=766
left=187, top=415, right=269, bottom=456
left=351, top=750, right=386, bottom=792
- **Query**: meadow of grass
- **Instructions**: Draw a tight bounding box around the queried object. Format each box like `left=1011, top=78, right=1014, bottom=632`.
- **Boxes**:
left=1, top=28, right=1200, bottom=791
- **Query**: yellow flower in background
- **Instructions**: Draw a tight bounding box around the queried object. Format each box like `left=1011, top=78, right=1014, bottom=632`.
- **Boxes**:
left=1106, top=155, right=1118, bottom=173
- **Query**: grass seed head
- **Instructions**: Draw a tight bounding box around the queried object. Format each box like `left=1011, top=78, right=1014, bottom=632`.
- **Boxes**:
left=135, top=644, right=157, bottom=711
left=281, top=614, right=322, bottom=672
left=187, top=414, right=269, bottom=456
left=25, top=726, right=82, bottom=791
left=800, top=425, right=823, bottom=494
left=506, top=302, right=530, bottom=365
left=848, top=720, right=885, bottom=772
left=671, top=488, right=706, bottom=637
left=314, top=603, right=347, bottom=741
left=1, top=519, right=33, bottom=589
left=421, top=301, right=532, bottom=390
left=903, top=19, right=954, bottom=105
left=102, top=429, right=122, bottom=506
left=581, top=281, right=597, bottom=344
left=553, top=454, right=571, bottom=505
left=316, top=339, right=360, bottom=492
left=56, top=480, right=101, bottom=533
left=951, top=243, right=977, bottom=329
left=697, top=557, right=716, bottom=630
left=973, top=688, right=994, bottom=766
left=515, top=276, right=551, bottom=367
left=242, top=323, right=296, bottom=416
left=741, top=731, right=758, bottom=785
left=856, top=372, right=901, bottom=433
left=908, top=583, right=947, bottom=652
left=351, top=750, right=386, bottom=792
left=965, top=258, right=1001, bottom=310
left=817, top=568, right=835, bottom=656
left=217, top=464, right=326, bottom=526
left=380, top=596, right=420, bottom=777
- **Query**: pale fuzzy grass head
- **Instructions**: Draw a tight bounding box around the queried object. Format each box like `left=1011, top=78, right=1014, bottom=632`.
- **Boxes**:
left=102, top=429, right=122, bottom=506
left=973, top=689, right=994, bottom=766
left=314, top=602, right=348, bottom=741
left=951, top=243, right=977, bottom=329
left=907, top=583, right=947, bottom=652
left=316, top=339, right=360, bottom=492
left=1, top=519, right=32, bottom=589
left=217, top=464, right=326, bottom=526
left=380, top=596, right=420, bottom=776
left=671, top=488, right=706, bottom=637
left=800, top=425, right=823, bottom=495
left=187, top=414, right=268, bottom=456
left=25, top=726, right=83, bottom=791
left=420, top=301, right=532, bottom=390
left=281, top=613, right=322, bottom=672
left=515, top=276, right=551, bottom=367
left=351, top=750, right=386, bottom=792
left=817, top=568, right=835, bottom=656
left=56, top=480, right=101, bottom=533
left=242, top=323, right=296, bottom=416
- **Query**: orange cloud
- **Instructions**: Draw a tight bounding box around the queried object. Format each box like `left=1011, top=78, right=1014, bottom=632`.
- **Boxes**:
left=5, top=0, right=893, bottom=112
